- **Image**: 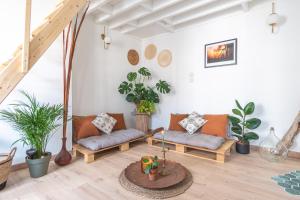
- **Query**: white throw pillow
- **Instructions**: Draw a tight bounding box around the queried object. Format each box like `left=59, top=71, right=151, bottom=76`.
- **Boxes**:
left=92, top=113, right=117, bottom=134
left=179, top=112, right=207, bottom=135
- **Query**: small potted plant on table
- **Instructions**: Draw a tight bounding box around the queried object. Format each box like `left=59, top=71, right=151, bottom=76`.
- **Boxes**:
left=118, top=67, right=171, bottom=132
left=0, top=91, right=64, bottom=178
left=144, top=156, right=159, bottom=181
left=229, top=100, right=261, bottom=154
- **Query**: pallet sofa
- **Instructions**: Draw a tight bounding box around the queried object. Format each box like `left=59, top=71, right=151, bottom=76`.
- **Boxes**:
left=72, top=114, right=150, bottom=163
left=147, top=114, right=235, bottom=163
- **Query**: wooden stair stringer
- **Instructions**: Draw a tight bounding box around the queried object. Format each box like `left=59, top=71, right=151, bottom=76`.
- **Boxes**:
left=0, top=0, right=87, bottom=103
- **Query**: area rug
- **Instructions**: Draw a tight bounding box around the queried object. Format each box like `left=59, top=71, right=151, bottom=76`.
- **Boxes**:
left=119, top=169, right=193, bottom=199
left=272, top=171, right=300, bottom=195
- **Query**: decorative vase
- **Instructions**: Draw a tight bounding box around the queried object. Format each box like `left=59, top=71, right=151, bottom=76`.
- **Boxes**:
left=236, top=141, right=250, bottom=154
left=26, top=152, right=51, bottom=178
left=148, top=168, right=158, bottom=181
left=259, top=127, right=288, bottom=162
left=141, top=156, right=153, bottom=173
left=54, top=137, right=72, bottom=166
left=136, top=113, right=150, bottom=133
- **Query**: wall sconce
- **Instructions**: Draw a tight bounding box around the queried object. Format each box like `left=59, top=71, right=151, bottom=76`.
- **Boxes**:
left=266, top=1, right=280, bottom=33
left=101, top=26, right=111, bottom=49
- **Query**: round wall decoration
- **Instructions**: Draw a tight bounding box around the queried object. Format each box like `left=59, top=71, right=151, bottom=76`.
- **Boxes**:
left=158, top=49, right=172, bottom=67
left=127, top=49, right=139, bottom=66
left=144, top=44, right=157, bottom=60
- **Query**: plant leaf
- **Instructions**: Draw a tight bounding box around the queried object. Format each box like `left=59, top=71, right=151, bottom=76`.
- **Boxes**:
left=127, top=72, right=137, bottom=82
left=118, top=81, right=132, bottom=94
left=235, top=99, right=243, bottom=110
left=244, top=132, right=259, bottom=141
left=232, top=109, right=243, bottom=118
left=156, top=80, right=171, bottom=94
left=138, top=67, right=151, bottom=77
left=228, top=115, right=241, bottom=125
left=231, top=125, right=242, bottom=135
left=126, top=93, right=136, bottom=103
left=245, top=118, right=261, bottom=129
left=244, top=102, right=255, bottom=115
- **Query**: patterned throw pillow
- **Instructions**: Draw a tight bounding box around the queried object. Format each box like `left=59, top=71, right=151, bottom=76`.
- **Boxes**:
left=92, top=113, right=117, bottom=134
left=179, top=112, right=207, bottom=135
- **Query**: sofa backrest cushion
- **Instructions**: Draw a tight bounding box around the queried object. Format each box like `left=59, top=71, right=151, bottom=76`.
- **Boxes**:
left=169, top=113, right=189, bottom=132
left=73, top=115, right=101, bottom=141
left=107, top=113, right=127, bottom=131
left=201, top=114, right=228, bottom=138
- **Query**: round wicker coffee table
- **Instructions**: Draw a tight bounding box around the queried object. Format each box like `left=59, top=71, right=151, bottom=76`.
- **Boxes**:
left=119, top=160, right=193, bottom=199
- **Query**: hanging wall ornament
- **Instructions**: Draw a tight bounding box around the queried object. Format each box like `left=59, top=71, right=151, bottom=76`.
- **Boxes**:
left=127, top=49, right=139, bottom=66
left=158, top=49, right=172, bottom=67
left=144, top=44, right=157, bottom=60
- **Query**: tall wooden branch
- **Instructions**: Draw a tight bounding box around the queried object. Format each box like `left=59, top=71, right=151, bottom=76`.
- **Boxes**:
left=55, top=3, right=89, bottom=166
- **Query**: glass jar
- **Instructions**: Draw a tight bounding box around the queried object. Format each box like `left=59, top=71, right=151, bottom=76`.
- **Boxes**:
left=259, top=127, right=288, bottom=162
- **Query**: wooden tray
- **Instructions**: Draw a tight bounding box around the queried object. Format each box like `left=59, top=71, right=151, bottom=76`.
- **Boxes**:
left=124, top=160, right=186, bottom=189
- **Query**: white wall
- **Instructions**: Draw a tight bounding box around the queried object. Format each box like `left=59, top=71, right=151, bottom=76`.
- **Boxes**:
left=73, top=17, right=141, bottom=128
left=141, top=0, right=300, bottom=151
left=0, top=0, right=71, bottom=164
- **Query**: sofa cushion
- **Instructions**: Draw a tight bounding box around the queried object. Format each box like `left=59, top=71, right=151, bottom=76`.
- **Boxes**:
left=73, top=115, right=101, bottom=140
left=92, top=113, right=117, bottom=134
left=108, top=113, right=126, bottom=131
left=179, top=112, right=207, bottom=135
left=77, top=128, right=146, bottom=151
left=201, top=114, right=228, bottom=138
left=153, top=130, right=225, bottom=150
left=169, top=113, right=189, bottom=132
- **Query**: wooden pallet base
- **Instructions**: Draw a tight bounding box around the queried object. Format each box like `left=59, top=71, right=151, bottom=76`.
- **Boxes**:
left=148, top=137, right=235, bottom=163
left=73, top=136, right=147, bottom=163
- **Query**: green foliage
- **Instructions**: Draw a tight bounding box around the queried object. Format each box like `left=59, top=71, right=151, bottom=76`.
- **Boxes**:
left=118, top=67, right=171, bottom=114
left=144, top=156, right=159, bottom=174
left=137, top=100, right=156, bottom=115
left=229, top=100, right=261, bottom=143
left=0, top=91, right=64, bottom=159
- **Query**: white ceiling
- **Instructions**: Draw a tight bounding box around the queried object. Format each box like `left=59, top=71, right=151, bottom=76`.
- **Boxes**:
left=88, top=0, right=260, bottom=38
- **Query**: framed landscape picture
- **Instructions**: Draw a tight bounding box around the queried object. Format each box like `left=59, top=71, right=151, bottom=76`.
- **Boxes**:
left=204, top=38, right=237, bottom=68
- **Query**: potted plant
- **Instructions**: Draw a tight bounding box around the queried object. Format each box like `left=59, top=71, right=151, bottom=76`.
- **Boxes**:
left=118, top=67, right=171, bottom=132
left=140, top=156, right=153, bottom=173
left=144, top=156, right=159, bottom=181
left=0, top=91, right=64, bottom=178
left=229, top=100, right=261, bottom=154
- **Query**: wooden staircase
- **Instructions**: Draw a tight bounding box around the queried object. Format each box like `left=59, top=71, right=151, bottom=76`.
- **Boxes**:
left=0, top=0, right=87, bottom=103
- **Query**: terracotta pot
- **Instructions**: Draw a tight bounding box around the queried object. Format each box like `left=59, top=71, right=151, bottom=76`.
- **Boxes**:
left=140, top=156, right=153, bottom=173
left=148, top=168, right=158, bottom=181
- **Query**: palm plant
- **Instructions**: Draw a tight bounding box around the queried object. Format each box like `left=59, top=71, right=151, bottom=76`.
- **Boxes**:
left=118, top=67, right=171, bottom=113
left=0, top=91, right=64, bottom=159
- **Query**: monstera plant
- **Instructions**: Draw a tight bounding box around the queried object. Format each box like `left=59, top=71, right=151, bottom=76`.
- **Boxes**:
left=118, top=67, right=171, bottom=114
left=229, top=100, right=262, bottom=154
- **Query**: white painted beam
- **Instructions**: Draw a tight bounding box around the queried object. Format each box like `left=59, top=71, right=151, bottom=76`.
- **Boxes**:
left=87, top=0, right=112, bottom=15
left=109, top=0, right=182, bottom=29
left=156, top=21, right=174, bottom=33
left=139, top=0, right=153, bottom=12
left=120, top=0, right=217, bottom=34
left=241, top=2, right=250, bottom=12
left=98, top=4, right=113, bottom=15
left=95, top=0, right=146, bottom=23
left=172, top=0, right=252, bottom=25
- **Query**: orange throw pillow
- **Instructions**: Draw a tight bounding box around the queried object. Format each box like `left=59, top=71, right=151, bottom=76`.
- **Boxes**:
left=73, top=115, right=101, bottom=140
left=168, top=114, right=189, bottom=132
left=107, top=113, right=127, bottom=131
left=201, top=114, right=228, bottom=138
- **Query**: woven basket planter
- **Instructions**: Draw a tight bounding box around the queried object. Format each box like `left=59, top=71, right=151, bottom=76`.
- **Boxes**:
left=136, top=113, right=150, bottom=133
left=0, top=147, right=16, bottom=190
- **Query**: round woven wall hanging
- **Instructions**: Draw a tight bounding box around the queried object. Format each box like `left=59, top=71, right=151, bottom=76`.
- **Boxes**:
left=127, top=49, right=139, bottom=66
left=158, top=49, right=172, bottom=67
left=144, top=44, right=157, bottom=60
